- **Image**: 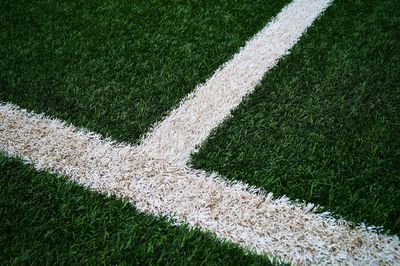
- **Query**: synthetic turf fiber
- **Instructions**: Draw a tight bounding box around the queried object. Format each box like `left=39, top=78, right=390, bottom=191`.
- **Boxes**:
left=140, top=0, right=333, bottom=165
left=191, top=0, right=400, bottom=234
left=0, top=154, right=278, bottom=265
left=0, top=0, right=290, bottom=143
left=1, top=102, right=399, bottom=264
left=1, top=0, right=399, bottom=263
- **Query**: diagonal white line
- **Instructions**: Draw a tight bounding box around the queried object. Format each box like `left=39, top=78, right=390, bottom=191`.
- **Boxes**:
left=2, top=0, right=400, bottom=264
left=1, top=102, right=399, bottom=265
left=140, top=0, right=333, bottom=165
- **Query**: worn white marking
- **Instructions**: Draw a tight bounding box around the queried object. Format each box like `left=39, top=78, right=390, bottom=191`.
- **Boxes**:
left=1, top=103, right=399, bottom=265
left=2, top=0, right=399, bottom=264
left=140, top=0, right=333, bottom=165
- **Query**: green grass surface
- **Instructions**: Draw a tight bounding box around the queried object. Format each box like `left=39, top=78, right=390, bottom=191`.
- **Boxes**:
left=0, top=0, right=289, bottom=143
left=192, top=0, right=400, bottom=234
left=1, top=0, right=399, bottom=262
left=0, top=154, right=281, bottom=265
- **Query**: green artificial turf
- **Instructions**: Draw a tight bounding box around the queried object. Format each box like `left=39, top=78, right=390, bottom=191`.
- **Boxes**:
left=0, top=0, right=289, bottom=144
left=0, top=154, right=283, bottom=265
left=191, top=0, right=400, bottom=234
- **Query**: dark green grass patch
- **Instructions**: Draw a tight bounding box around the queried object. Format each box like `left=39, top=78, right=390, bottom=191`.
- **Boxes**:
left=192, top=0, right=400, bottom=234
left=0, top=0, right=289, bottom=143
left=0, top=154, right=282, bottom=265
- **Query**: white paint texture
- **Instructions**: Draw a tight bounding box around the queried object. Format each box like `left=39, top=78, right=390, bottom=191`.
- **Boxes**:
left=1, top=103, right=399, bottom=265
left=140, top=0, right=333, bottom=165
left=2, top=0, right=400, bottom=264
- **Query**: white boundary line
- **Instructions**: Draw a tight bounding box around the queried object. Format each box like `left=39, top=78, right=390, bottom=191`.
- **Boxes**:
left=1, top=0, right=400, bottom=264
left=140, top=0, right=333, bottom=165
left=1, top=103, right=399, bottom=265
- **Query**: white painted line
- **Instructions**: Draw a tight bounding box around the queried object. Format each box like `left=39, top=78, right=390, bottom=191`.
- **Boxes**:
left=1, top=102, right=399, bottom=265
left=140, top=0, right=333, bottom=165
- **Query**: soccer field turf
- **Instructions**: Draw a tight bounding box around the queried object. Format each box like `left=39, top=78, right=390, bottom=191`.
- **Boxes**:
left=0, top=154, right=278, bottom=265
left=1, top=0, right=399, bottom=264
left=0, top=0, right=289, bottom=143
left=192, top=0, right=400, bottom=234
